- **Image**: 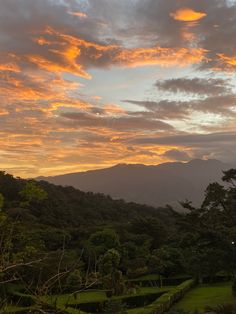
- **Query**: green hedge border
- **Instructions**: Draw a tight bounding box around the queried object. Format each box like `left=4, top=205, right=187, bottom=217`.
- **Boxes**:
left=135, top=279, right=195, bottom=314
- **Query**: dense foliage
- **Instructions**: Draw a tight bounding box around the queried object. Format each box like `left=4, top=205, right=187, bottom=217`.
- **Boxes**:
left=0, top=168, right=236, bottom=312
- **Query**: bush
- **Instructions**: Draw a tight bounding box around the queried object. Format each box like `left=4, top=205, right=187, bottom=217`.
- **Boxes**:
left=131, top=276, right=191, bottom=287
left=139, top=279, right=195, bottom=314
left=127, top=266, right=149, bottom=279
left=232, top=277, right=236, bottom=296
left=69, top=291, right=165, bottom=313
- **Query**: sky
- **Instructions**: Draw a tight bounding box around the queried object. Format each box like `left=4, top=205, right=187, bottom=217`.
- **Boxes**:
left=0, top=0, right=236, bottom=177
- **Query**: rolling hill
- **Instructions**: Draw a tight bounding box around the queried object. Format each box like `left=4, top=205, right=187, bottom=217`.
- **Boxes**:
left=37, top=159, right=229, bottom=210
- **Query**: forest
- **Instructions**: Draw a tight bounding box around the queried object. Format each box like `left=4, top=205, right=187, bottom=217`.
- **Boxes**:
left=0, top=169, right=236, bottom=313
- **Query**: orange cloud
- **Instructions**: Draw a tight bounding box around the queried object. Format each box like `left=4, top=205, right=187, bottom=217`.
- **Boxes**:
left=0, top=53, right=21, bottom=73
left=0, top=70, right=80, bottom=103
left=217, top=53, right=236, bottom=68
left=115, top=46, right=207, bottom=67
left=49, top=100, right=92, bottom=112
left=29, top=27, right=207, bottom=80
left=0, top=63, right=21, bottom=73
left=103, top=104, right=126, bottom=115
left=27, top=54, right=90, bottom=79
left=170, top=8, right=207, bottom=22
left=0, top=109, right=8, bottom=116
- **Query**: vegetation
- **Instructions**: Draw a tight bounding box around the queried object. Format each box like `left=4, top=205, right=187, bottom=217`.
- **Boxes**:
left=172, top=283, right=236, bottom=313
left=0, top=168, right=236, bottom=313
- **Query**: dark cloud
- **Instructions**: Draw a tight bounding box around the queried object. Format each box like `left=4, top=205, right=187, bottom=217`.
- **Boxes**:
left=162, top=149, right=191, bottom=161
left=123, top=100, right=190, bottom=120
left=155, top=78, right=231, bottom=96
left=60, top=111, right=174, bottom=131
left=1, top=0, right=236, bottom=74
left=130, top=0, right=236, bottom=70
left=131, top=132, right=236, bottom=146
left=124, top=91, right=236, bottom=120
left=130, top=132, right=236, bottom=164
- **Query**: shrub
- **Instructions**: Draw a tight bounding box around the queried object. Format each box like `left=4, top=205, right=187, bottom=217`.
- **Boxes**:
left=127, top=266, right=149, bottom=279
left=140, top=279, right=195, bottom=314
left=232, top=277, right=236, bottom=296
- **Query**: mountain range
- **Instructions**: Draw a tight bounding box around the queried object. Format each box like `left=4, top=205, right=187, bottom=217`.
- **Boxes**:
left=37, top=159, right=230, bottom=210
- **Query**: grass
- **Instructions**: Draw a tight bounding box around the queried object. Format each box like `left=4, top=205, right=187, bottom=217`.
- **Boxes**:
left=45, top=286, right=173, bottom=306
left=2, top=286, right=174, bottom=313
left=127, top=307, right=152, bottom=314
left=172, top=282, right=236, bottom=313
left=0, top=306, right=36, bottom=313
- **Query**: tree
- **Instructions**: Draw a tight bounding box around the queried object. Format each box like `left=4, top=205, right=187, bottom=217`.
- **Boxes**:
left=99, top=249, right=120, bottom=276
left=99, top=249, right=125, bottom=296
left=148, top=246, right=184, bottom=278
left=88, top=229, right=120, bottom=256
left=178, top=169, right=236, bottom=280
left=222, top=169, right=236, bottom=187
left=0, top=193, right=4, bottom=210
left=130, top=217, right=167, bottom=249
left=202, top=182, right=227, bottom=211
left=20, top=181, right=47, bottom=205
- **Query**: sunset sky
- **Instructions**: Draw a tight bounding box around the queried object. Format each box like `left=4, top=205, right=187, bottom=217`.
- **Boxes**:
left=1, top=0, right=236, bottom=177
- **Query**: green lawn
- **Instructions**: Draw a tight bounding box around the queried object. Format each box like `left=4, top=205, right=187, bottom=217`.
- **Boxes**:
left=3, top=286, right=173, bottom=313
left=45, top=286, right=172, bottom=306
left=172, top=282, right=236, bottom=313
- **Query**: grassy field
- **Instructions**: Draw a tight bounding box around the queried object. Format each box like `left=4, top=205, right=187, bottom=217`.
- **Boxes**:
left=2, top=286, right=173, bottom=313
left=172, top=282, right=236, bottom=313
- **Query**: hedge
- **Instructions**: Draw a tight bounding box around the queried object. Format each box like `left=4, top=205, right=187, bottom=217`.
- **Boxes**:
left=137, top=279, right=195, bottom=314
left=131, top=277, right=191, bottom=287
left=69, top=291, right=166, bottom=313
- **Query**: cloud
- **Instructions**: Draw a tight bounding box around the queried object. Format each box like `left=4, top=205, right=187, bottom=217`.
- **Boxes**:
left=67, top=11, right=88, bottom=18
left=60, top=111, right=174, bottom=131
left=123, top=100, right=190, bottom=120
left=131, top=131, right=236, bottom=149
left=162, top=149, right=191, bottom=161
left=170, top=8, right=207, bottom=22
left=0, top=0, right=236, bottom=176
left=155, top=78, right=231, bottom=96
left=130, top=0, right=236, bottom=70
left=2, top=0, right=236, bottom=78
left=130, top=132, right=236, bottom=164
left=124, top=92, right=236, bottom=121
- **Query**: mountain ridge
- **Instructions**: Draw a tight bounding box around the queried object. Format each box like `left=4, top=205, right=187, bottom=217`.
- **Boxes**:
left=37, top=159, right=230, bottom=210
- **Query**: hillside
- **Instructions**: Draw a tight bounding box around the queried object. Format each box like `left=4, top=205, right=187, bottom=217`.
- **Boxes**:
left=37, top=159, right=229, bottom=209
left=0, top=171, right=177, bottom=230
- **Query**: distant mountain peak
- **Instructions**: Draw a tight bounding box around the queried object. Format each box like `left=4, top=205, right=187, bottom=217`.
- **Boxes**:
left=188, top=158, right=222, bottom=165
left=36, top=159, right=229, bottom=211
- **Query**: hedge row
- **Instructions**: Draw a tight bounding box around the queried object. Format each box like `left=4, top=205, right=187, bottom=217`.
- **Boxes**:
left=131, top=277, right=191, bottom=287
left=139, top=279, right=195, bottom=314
left=69, top=291, right=166, bottom=313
